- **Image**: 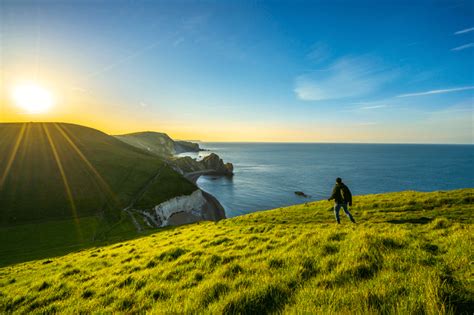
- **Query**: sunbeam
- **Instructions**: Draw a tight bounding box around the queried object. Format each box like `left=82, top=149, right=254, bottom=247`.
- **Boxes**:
left=54, top=123, right=121, bottom=207
left=0, top=123, right=26, bottom=190
left=42, top=123, right=83, bottom=241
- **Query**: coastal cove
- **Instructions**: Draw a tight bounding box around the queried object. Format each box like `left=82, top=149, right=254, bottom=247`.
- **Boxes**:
left=189, top=143, right=474, bottom=217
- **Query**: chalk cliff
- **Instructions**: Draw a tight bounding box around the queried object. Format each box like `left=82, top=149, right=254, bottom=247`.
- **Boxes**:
left=134, top=189, right=225, bottom=227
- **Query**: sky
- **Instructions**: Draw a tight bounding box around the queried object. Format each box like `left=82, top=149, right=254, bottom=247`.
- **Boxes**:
left=1, top=0, right=473, bottom=143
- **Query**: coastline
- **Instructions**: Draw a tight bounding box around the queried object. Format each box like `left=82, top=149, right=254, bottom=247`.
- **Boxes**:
left=173, top=148, right=233, bottom=220
left=178, top=161, right=228, bottom=221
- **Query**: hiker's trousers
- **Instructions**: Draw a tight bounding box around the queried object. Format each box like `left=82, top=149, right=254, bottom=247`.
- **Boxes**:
left=334, top=203, right=355, bottom=223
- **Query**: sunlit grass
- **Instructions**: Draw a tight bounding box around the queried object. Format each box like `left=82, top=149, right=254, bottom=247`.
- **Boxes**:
left=0, top=189, right=472, bottom=314
left=0, top=122, right=197, bottom=266
left=0, top=123, right=196, bottom=227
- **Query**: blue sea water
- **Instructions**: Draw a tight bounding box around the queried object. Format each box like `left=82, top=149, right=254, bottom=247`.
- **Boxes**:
left=189, top=143, right=473, bottom=218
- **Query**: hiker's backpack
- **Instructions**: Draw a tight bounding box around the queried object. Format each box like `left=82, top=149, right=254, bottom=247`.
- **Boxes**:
left=341, top=184, right=353, bottom=206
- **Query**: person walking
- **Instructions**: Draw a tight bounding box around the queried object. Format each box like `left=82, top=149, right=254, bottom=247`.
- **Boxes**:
left=328, top=177, right=356, bottom=224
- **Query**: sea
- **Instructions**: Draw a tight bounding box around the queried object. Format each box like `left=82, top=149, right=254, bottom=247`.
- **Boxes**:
left=178, top=143, right=473, bottom=218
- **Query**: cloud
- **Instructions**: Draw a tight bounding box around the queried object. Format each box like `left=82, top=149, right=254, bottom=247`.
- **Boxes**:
left=294, top=56, right=397, bottom=101
left=397, top=86, right=474, bottom=97
left=454, top=27, right=474, bottom=35
left=451, top=43, right=474, bottom=51
left=359, top=104, right=388, bottom=110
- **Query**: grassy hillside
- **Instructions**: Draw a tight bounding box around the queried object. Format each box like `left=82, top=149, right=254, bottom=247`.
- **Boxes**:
left=0, top=123, right=196, bottom=265
left=1, top=189, right=472, bottom=314
left=114, top=132, right=202, bottom=158
left=114, top=132, right=178, bottom=157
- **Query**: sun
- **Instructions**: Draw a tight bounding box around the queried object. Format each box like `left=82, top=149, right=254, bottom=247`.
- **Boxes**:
left=12, top=83, right=55, bottom=114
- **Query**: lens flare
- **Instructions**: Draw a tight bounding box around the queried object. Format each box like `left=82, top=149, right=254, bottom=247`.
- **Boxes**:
left=12, top=84, right=54, bottom=114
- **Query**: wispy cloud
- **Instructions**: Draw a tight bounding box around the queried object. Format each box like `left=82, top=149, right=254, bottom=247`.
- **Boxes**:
left=360, top=104, right=388, bottom=110
left=451, top=43, right=474, bottom=51
left=454, top=27, right=474, bottom=35
left=294, top=56, right=397, bottom=101
left=397, top=86, right=474, bottom=98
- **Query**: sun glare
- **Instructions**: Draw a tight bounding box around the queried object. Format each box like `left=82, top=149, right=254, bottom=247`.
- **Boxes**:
left=12, top=84, right=54, bottom=114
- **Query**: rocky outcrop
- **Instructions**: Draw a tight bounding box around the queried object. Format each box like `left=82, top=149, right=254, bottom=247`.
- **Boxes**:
left=172, top=156, right=205, bottom=173
left=134, top=189, right=225, bottom=227
left=201, top=153, right=234, bottom=175
left=295, top=191, right=310, bottom=198
left=173, top=153, right=233, bottom=176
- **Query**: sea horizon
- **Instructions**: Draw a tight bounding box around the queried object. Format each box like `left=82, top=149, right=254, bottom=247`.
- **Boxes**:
left=195, top=141, right=474, bottom=145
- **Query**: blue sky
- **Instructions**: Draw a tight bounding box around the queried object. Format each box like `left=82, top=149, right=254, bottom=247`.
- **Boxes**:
left=1, top=0, right=473, bottom=143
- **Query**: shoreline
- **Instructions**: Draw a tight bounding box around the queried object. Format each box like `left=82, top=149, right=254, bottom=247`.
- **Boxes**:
left=181, top=167, right=228, bottom=221
left=174, top=149, right=233, bottom=219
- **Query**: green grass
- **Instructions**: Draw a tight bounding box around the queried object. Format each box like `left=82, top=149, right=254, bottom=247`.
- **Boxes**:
left=0, top=214, right=142, bottom=267
left=0, top=122, right=195, bottom=225
left=0, top=122, right=196, bottom=265
left=114, top=131, right=176, bottom=157
left=1, top=189, right=472, bottom=314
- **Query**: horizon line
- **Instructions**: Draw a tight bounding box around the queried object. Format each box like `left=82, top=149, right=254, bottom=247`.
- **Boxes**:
left=1, top=121, right=472, bottom=145
left=197, top=141, right=473, bottom=145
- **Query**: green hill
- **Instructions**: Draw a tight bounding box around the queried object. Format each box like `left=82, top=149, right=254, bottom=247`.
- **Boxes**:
left=114, top=131, right=201, bottom=157
left=0, top=122, right=196, bottom=265
left=1, top=189, right=472, bottom=314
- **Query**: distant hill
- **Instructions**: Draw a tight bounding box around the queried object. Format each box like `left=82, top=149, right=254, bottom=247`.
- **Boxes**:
left=114, top=131, right=201, bottom=157
left=115, top=131, right=234, bottom=183
left=0, top=122, right=202, bottom=264
left=0, top=189, right=472, bottom=313
left=175, top=140, right=201, bottom=153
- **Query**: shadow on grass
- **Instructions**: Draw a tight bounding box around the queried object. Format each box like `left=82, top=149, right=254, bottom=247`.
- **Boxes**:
left=0, top=224, right=180, bottom=268
left=222, top=284, right=289, bottom=315
left=386, top=217, right=432, bottom=225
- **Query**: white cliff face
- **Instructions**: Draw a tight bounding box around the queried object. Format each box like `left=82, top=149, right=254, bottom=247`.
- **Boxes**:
left=130, top=189, right=226, bottom=229
left=154, top=190, right=207, bottom=226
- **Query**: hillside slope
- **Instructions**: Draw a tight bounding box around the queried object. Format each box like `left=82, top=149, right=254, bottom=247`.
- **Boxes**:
left=1, top=189, right=472, bottom=314
left=114, top=131, right=201, bottom=157
left=0, top=123, right=197, bottom=264
left=0, top=123, right=196, bottom=225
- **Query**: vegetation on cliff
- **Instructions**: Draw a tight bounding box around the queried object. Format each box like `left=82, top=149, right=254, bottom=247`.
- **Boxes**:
left=114, top=131, right=201, bottom=157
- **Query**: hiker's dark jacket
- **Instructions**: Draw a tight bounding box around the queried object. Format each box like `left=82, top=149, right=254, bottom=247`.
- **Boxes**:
left=329, top=183, right=352, bottom=205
